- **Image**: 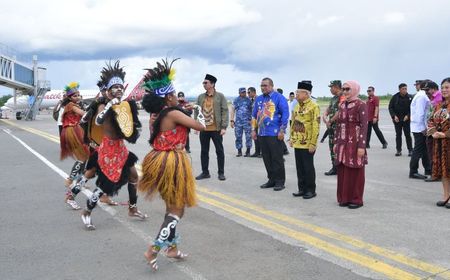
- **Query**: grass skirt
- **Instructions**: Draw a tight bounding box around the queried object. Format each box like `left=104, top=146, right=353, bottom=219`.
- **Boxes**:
left=138, top=150, right=197, bottom=208
left=60, top=125, right=89, bottom=161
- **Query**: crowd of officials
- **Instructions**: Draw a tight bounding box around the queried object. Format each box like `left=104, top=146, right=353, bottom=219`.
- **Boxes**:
left=187, top=75, right=450, bottom=209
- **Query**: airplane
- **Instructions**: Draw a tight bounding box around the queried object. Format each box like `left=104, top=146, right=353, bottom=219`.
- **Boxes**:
left=1, top=78, right=147, bottom=120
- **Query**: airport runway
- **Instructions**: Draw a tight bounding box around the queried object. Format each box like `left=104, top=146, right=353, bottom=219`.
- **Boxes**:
left=1, top=108, right=450, bottom=280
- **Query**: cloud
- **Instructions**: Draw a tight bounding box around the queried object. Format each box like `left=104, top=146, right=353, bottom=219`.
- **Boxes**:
left=0, top=0, right=260, bottom=56
left=44, top=56, right=264, bottom=98
left=383, top=12, right=406, bottom=24
left=2, top=0, right=450, bottom=98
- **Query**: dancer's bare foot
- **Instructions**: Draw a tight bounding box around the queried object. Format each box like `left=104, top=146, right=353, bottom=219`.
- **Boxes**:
left=166, top=246, right=188, bottom=259
left=144, top=247, right=158, bottom=271
left=99, top=195, right=118, bottom=206
left=128, top=204, right=148, bottom=219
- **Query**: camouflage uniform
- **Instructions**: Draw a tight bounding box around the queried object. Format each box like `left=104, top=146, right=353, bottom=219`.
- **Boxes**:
left=233, top=96, right=252, bottom=150
left=327, top=95, right=340, bottom=163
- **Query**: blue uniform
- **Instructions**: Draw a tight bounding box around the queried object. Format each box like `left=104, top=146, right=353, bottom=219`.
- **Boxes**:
left=233, top=96, right=252, bottom=149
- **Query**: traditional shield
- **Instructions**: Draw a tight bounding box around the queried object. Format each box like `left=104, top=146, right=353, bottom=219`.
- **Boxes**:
left=112, top=102, right=133, bottom=138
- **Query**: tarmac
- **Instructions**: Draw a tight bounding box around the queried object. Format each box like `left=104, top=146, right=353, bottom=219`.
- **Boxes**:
left=1, top=107, right=450, bottom=280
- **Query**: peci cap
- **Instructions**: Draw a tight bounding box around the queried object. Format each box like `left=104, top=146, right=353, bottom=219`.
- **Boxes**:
left=177, top=91, right=185, bottom=98
left=298, top=81, right=313, bottom=92
left=204, top=74, right=217, bottom=84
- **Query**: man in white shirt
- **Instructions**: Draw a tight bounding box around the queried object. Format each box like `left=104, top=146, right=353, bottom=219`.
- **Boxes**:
left=409, top=80, right=432, bottom=179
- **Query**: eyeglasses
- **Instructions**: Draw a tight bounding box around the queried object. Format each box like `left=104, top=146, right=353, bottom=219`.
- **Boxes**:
left=71, top=94, right=80, bottom=97
left=342, top=87, right=351, bottom=92
left=367, top=90, right=373, bottom=93
left=260, top=84, right=269, bottom=87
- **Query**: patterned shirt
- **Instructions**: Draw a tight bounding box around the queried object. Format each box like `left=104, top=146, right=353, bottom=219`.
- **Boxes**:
left=252, top=91, right=289, bottom=136
left=290, top=98, right=320, bottom=149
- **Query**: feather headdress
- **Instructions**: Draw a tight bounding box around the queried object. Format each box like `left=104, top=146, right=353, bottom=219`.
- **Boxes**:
left=142, top=58, right=179, bottom=97
left=100, top=60, right=126, bottom=90
left=64, top=82, right=80, bottom=96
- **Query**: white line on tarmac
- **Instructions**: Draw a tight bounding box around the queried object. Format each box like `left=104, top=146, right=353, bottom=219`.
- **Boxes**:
left=2, top=128, right=208, bottom=280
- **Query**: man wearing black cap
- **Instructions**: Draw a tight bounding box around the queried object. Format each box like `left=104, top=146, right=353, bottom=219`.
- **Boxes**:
left=177, top=91, right=193, bottom=153
left=388, top=83, right=413, bottom=156
left=290, top=82, right=320, bottom=199
left=322, top=80, right=343, bottom=175
left=195, top=74, right=229, bottom=181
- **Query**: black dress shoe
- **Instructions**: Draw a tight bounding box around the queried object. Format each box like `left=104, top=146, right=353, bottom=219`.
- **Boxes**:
left=250, top=153, right=259, bottom=157
left=339, top=203, right=349, bottom=207
left=273, top=185, right=285, bottom=191
left=348, top=203, right=363, bottom=209
left=324, top=168, right=337, bottom=176
left=382, top=142, right=388, bottom=149
left=260, top=181, right=275, bottom=189
left=409, top=173, right=427, bottom=179
left=195, top=173, right=211, bottom=180
left=292, top=191, right=304, bottom=197
left=436, top=201, right=448, bottom=207
left=425, top=177, right=439, bottom=182
left=395, top=151, right=402, bottom=156
left=302, top=192, right=317, bottom=199
left=445, top=203, right=450, bottom=209
left=218, top=174, right=226, bottom=181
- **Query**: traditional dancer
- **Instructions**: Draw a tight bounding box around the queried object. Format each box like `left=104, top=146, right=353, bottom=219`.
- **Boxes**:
left=60, top=82, right=90, bottom=210
left=70, top=61, right=146, bottom=229
left=138, top=58, right=205, bottom=271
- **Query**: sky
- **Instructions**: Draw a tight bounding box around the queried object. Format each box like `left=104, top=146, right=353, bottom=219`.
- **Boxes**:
left=1, top=0, right=449, bottom=97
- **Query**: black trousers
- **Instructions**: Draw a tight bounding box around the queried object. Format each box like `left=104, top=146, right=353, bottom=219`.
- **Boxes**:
left=253, top=127, right=261, bottom=155
left=200, top=131, right=225, bottom=175
left=394, top=120, right=412, bottom=152
left=294, top=148, right=316, bottom=194
left=367, top=121, right=387, bottom=145
left=409, top=132, right=431, bottom=175
left=259, top=136, right=285, bottom=185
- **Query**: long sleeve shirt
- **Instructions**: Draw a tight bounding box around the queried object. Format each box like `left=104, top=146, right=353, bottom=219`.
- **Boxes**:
left=410, top=90, right=431, bottom=133
left=388, top=92, right=411, bottom=119
left=334, top=99, right=368, bottom=168
left=290, top=98, right=320, bottom=149
left=252, top=91, right=289, bottom=136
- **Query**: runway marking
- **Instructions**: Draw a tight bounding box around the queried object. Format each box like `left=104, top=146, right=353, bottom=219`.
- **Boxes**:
left=1, top=127, right=208, bottom=280
left=3, top=119, right=450, bottom=279
left=195, top=186, right=450, bottom=279
left=197, top=194, right=420, bottom=280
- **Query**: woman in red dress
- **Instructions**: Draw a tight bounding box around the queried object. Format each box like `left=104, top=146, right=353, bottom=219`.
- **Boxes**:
left=138, top=59, right=206, bottom=271
left=427, top=77, right=450, bottom=208
left=334, top=80, right=368, bottom=209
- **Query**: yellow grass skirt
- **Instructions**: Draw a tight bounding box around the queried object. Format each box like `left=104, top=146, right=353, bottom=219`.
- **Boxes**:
left=138, top=150, right=197, bottom=208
